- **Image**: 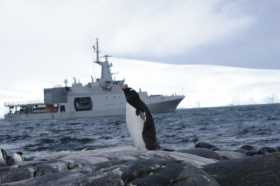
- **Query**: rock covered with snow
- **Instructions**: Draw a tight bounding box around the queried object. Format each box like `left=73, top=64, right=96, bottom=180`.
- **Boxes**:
left=1, top=145, right=280, bottom=186
left=0, top=146, right=219, bottom=186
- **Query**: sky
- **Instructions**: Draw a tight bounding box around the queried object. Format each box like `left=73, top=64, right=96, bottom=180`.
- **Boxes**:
left=0, top=0, right=280, bottom=117
left=0, top=0, right=279, bottom=68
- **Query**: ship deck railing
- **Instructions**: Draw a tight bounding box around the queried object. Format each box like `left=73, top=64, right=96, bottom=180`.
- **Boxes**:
left=4, top=101, right=45, bottom=107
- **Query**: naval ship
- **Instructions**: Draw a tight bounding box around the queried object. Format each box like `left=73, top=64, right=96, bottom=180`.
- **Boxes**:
left=4, top=40, right=184, bottom=121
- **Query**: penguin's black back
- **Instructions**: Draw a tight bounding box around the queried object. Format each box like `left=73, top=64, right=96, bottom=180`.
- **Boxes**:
left=123, top=87, right=160, bottom=150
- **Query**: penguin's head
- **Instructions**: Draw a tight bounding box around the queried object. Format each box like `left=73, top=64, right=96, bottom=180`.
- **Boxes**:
left=122, top=84, right=141, bottom=107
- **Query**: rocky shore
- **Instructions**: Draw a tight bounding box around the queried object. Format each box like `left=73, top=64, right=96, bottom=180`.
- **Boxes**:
left=0, top=143, right=280, bottom=186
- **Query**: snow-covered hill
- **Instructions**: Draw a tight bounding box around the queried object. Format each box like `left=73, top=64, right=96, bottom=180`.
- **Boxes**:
left=1, top=58, right=280, bottom=117
left=111, top=58, right=280, bottom=108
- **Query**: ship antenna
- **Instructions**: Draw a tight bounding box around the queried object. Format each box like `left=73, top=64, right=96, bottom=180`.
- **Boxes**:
left=104, top=54, right=112, bottom=63
left=94, top=38, right=100, bottom=63
left=64, top=79, right=68, bottom=87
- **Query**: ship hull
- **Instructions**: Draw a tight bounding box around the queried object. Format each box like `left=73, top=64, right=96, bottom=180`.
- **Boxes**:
left=4, top=97, right=184, bottom=121
left=148, top=97, right=184, bottom=113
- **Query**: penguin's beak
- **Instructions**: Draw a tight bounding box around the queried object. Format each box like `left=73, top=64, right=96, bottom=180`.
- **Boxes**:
left=122, top=84, right=128, bottom=90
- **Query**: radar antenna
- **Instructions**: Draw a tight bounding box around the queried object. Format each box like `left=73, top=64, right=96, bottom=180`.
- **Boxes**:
left=92, top=38, right=100, bottom=63
left=104, top=55, right=112, bottom=62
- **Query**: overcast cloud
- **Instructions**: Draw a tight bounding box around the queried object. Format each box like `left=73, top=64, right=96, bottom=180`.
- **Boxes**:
left=1, top=0, right=273, bottom=66
left=0, top=0, right=279, bottom=116
left=0, top=0, right=278, bottom=69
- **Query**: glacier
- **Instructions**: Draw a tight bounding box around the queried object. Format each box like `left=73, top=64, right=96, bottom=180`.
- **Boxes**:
left=112, top=58, right=280, bottom=108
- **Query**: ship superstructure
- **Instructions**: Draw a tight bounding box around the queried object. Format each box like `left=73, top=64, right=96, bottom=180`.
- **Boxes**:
left=4, top=39, right=184, bottom=121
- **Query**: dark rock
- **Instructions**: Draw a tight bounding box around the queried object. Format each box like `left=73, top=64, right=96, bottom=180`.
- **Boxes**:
left=239, top=145, right=277, bottom=156
left=239, top=145, right=257, bottom=152
left=121, top=159, right=219, bottom=186
left=245, top=150, right=259, bottom=156
left=195, top=142, right=219, bottom=151
left=0, top=166, right=33, bottom=184
left=257, top=147, right=277, bottom=155
left=179, top=148, right=225, bottom=160
left=204, top=153, right=280, bottom=186
left=238, top=145, right=259, bottom=156
left=162, top=148, right=175, bottom=152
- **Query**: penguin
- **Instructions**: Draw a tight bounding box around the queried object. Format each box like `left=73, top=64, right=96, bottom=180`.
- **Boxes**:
left=12, top=152, right=24, bottom=164
left=0, top=148, right=8, bottom=166
left=122, top=85, right=160, bottom=150
left=0, top=148, right=23, bottom=166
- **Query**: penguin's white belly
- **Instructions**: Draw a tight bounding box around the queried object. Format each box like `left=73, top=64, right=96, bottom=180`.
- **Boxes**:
left=126, top=103, right=146, bottom=150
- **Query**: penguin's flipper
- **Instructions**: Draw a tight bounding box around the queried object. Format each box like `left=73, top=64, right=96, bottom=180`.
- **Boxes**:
left=139, top=112, right=146, bottom=121
left=135, top=109, right=146, bottom=121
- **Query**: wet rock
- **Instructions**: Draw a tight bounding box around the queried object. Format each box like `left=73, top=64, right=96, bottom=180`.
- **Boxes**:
left=257, top=147, right=277, bottom=155
left=204, top=153, right=280, bottom=186
left=239, top=145, right=257, bottom=152
left=195, top=142, right=219, bottom=151
left=215, top=151, right=246, bottom=160
left=238, top=145, right=277, bottom=156
left=179, top=148, right=225, bottom=160
left=121, top=159, right=219, bottom=186
left=0, top=166, right=33, bottom=184
left=238, top=145, right=259, bottom=156
left=245, top=150, right=260, bottom=156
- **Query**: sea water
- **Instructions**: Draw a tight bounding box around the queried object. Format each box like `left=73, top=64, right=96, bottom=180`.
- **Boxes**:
left=0, top=104, right=280, bottom=158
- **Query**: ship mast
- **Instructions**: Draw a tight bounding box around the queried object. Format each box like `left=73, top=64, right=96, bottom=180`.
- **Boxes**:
left=93, top=38, right=113, bottom=90
left=95, top=38, right=100, bottom=63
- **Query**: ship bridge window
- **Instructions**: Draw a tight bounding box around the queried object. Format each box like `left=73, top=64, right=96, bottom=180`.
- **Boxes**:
left=74, top=97, right=92, bottom=111
left=60, top=105, right=65, bottom=112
